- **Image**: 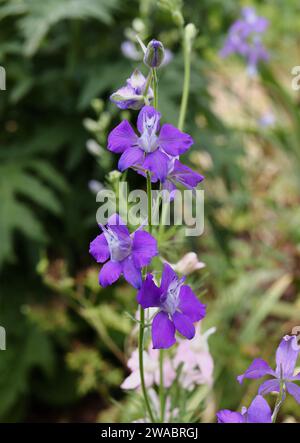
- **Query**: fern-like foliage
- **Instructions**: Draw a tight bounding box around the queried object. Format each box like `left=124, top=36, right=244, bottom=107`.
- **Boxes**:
left=0, top=158, right=68, bottom=268
left=0, top=0, right=120, bottom=56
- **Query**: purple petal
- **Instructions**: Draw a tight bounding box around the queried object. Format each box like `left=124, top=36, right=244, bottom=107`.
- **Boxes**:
left=160, top=263, right=178, bottom=293
left=132, top=230, right=158, bottom=268
left=142, top=149, right=169, bottom=182
left=275, top=335, right=300, bottom=378
left=108, top=120, right=137, bottom=153
left=152, top=311, right=176, bottom=349
left=137, top=106, right=161, bottom=134
left=171, top=160, right=204, bottom=189
left=159, top=124, right=193, bottom=156
left=99, top=260, right=122, bottom=287
left=118, top=147, right=144, bottom=171
left=216, top=410, right=244, bottom=423
left=89, top=233, right=109, bottom=263
left=122, top=257, right=142, bottom=289
left=290, top=372, right=300, bottom=381
left=137, top=274, right=162, bottom=308
left=109, top=85, right=139, bottom=110
left=286, top=382, right=300, bottom=404
left=258, top=379, right=280, bottom=396
left=172, top=311, right=195, bottom=339
left=237, top=358, right=275, bottom=384
left=107, top=213, right=130, bottom=238
left=246, top=395, right=272, bottom=423
left=178, top=285, right=206, bottom=322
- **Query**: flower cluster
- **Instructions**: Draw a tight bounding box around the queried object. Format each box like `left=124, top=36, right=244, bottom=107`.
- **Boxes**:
left=90, top=37, right=206, bottom=354
left=217, top=335, right=300, bottom=423
left=220, top=6, right=269, bottom=76
left=122, top=325, right=215, bottom=391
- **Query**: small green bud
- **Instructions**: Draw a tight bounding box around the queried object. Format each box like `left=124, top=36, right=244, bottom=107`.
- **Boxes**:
left=185, top=23, right=197, bottom=41
left=172, top=10, right=184, bottom=27
left=144, top=39, right=165, bottom=68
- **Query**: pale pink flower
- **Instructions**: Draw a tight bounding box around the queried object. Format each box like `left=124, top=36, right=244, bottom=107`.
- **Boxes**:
left=174, top=326, right=216, bottom=390
left=169, top=252, right=205, bottom=275
left=121, top=346, right=176, bottom=390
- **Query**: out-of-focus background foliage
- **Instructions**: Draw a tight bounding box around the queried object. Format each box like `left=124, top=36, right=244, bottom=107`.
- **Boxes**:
left=0, top=0, right=300, bottom=422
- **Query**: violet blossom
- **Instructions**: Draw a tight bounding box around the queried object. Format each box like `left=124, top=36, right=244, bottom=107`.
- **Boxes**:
left=137, top=263, right=206, bottom=349
left=89, top=213, right=158, bottom=289
left=237, top=335, right=300, bottom=404
left=217, top=395, right=272, bottom=423
left=110, top=69, right=153, bottom=110
left=220, top=7, right=269, bottom=75
left=107, top=106, right=193, bottom=182
left=162, top=158, right=204, bottom=195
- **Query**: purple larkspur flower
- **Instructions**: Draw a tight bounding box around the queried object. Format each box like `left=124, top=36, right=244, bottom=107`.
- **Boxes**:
left=217, top=395, right=272, bottom=423
left=110, top=69, right=153, bottom=110
left=237, top=335, right=300, bottom=404
left=89, top=213, right=158, bottom=289
left=220, top=7, right=269, bottom=75
left=162, top=158, right=204, bottom=195
left=107, top=106, right=193, bottom=182
left=137, top=263, right=206, bottom=349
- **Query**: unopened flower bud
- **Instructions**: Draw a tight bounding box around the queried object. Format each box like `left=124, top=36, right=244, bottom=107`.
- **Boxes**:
left=144, top=39, right=165, bottom=68
left=185, top=23, right=197, bottom=41
left=172, top=10, right=184, bottom=27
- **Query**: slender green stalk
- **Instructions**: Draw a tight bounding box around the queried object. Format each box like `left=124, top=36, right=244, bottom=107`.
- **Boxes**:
left=272, top=366, right=285, bottom=423
left=159, top=349, right=166, bottom=422
left=149, top=64, right=167, bottom=423
left=152, top=68, right=158, bottom=109
left=178, top=32, right=192, bottom=131
left=143, top=70, right=153, bottom=105
left=272, top=377, right=285, bottom=423
left=146, top=171, right=152, bottom=232
left=138, top=306, right=155, bottom=422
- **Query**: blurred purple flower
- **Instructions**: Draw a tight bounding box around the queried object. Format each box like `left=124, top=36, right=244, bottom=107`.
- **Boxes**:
left=238, top=335, right=300, bottom=404
left=89, top=213, right=158, bottom=289
left=107, top=106, right=193, bottom=182
left=220, top=7, right=269, bottom=75
left=217, top=395, right=272, bottom=423
left=110, top=69, right=153, bottom=110
left=137, top=263, right=206, bottom=349
left=258, top=111, right=276, bottom=128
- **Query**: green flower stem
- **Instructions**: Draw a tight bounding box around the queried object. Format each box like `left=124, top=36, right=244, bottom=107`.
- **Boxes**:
left=178, top=28, right=193, bottom=131
left=159, top=349, right=166, bottom=422
left=152, top=68, right=158, bottom=109
left=146, top=171, right=152, bottom=233
left=137, top=171, right=156, bottom=422
left=272, top=376, right=285, bottom=423
left=144, top=70, right=153, bottom=105
left=138, top=305, right=155, bottom=422
left=149, top=70, right=166, bottom=422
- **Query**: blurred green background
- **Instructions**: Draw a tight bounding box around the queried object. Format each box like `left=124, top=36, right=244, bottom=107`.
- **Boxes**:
left=0, top=0, right=300, bottom=422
